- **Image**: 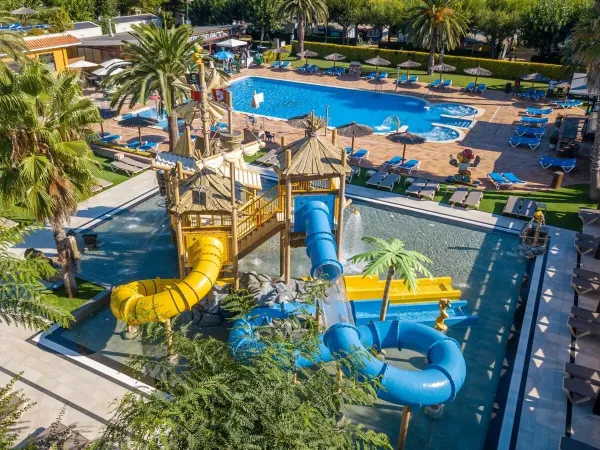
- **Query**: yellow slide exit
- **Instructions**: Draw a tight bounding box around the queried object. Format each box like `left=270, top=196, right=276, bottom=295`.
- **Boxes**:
left=110, top=236, right=224, bottom=325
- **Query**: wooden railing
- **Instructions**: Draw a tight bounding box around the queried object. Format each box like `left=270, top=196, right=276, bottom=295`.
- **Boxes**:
left=291, top=179, right=335, bottom=193
left=237, top=184, right=284, bottom=240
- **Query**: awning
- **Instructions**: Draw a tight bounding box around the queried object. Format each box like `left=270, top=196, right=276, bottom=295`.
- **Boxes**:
left=217, top=38, right=247, bottom=48
left=570, top=72, right=599, bottom=97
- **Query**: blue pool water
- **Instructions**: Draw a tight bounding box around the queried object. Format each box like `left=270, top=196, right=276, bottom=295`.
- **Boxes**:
left=228, top=77, right=477, bottom=140
left=125, top=107, right=184, bottom=131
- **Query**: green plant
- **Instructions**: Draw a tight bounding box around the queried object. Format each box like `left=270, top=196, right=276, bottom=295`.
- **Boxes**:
left=106, top=23, right=196, bottom=152
left=0, top=30, right=26, bottom=63
left=279, top=0, right=328, bottom=53
left=0, top=61, right=102, bottom=299
left=350, top=236, right=432, bottom=321
left=0, top=375, right=31, bottom=449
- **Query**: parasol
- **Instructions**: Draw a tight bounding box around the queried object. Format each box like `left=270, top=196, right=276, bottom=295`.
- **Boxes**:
left=336, top=122, right=374, bottom=154
left=270, top=46, right=290, bottom=63
left=324, top=53, right=346, bottom=68
left=365, top=55, right=391, bottom=73
left=67, top=60, right=98, bottom=69
left=520, top=73, right=550, bottom=88
left=463, top=66, right=492, bottom=86
left=213, top=51, right=235, bottom=61
left=118, top=116, right=157, bottom=144
left=287, top=114, right=310, bottom=129
left=385, top=131, right=426, bottom=163
left=432, top=63, right=456, bottom=82
left=296, top=50, right=319, bottom=65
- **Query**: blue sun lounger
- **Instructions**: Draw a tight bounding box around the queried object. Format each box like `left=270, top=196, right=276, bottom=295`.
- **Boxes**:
left=520, top=116, right=548, bottom=127
left=382, top=156, right=403, bottom=169
left=526, top=107, right=552, bottom=116
left=280, top=61, right=291, bottom=70
left=487, top=172, right=513, bottom=189
left=271, top=61, right=281, bottom=69
left=99, top=133, right=121, bottom=143
left=518, top=88, right=535, bottom=98
left=306, top=64, right=319, bottom=73
left=376, top=72, right=388, bottom=80
left=138, top=142, right=159, bottom=151
left=501, top=172, right=527, bottom=187
left=475, top=84, right=486, bottom=94
left=396, top=74, right=408, bottom=84
left=297, top=63, right=310, bottom=72
left=554, top=100, right=583, bottom=109
left=324, top=67, right=336, bottom=75
left=398, top=159, right=420, bottom=174
left=407, top=75, right=419, bottom=85
left=515, top=125, right=545, bottom=137
left=350, top=149, right=369, bottom=162
left=428, top=79, right=441, bottom=88
left=365, top=72, right=377, bottom=81
left=441, top=79, right=452, bottom=89
left=126, top=140, right=147, bottom=148
left=540, top=156, right=577, bottom=173
left=463, top=82, right=475, bottom=92
left=509, top=135, right=542, bottom=149
left=334, top=67, right=345, bottom=76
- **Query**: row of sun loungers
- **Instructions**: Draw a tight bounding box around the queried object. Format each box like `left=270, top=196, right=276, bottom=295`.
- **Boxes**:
left=502, top=196, right=541, bottom=219
left=405, top=178, right=440, bottom=200
left=365, top=72, right=388, bottom=81
left=110, top=155, right=151, bottom=176
left=487, top=172, right=527, bottom=189
left=551, top=99, right=584, bottom=109
left=428, top=79, right=452, bottom=89
left=508, top=116, right=548, bottom=149
left=366, top=171, right=401, bottom=191
left=517, top=89, right=547, bottom=101
left=270, top=61, right=291, bottom=70
left=381, top=156, right=421, bottom=174
left=448, top=187, right=483, bottom=209
left=462, top=83, right=486, bottom=94
left=396, top=74, right=419, bottom=85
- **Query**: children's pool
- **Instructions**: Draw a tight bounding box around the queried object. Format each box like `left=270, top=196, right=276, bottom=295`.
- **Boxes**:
left=228, top=77, right=477, bottom=141
left=122, top=107, right=184, bottom=131
left=57, top=190, right=528, bottom=450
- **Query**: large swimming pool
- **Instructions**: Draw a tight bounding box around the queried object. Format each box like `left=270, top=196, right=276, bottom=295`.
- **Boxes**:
left=228, top=77, right=478, bottom=141
left=61, top=186, right=528, bottom=450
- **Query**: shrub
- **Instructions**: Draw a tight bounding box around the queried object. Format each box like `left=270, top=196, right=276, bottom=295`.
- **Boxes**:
left=378, top=41, right=491, bottom=59
left=292, top=41, right=571, bottom=80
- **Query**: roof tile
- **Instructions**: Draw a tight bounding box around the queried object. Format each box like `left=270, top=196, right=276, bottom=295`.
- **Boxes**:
left=24, top=33, right=81, bottom=52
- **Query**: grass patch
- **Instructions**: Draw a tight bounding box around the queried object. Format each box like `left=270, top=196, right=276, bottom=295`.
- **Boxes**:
left=349, top=168, right=593, bottom=231
left=243, top=148, right=269, bottom=164
left=94, top=154, right=138, bottom=187
left=44, top=278, right=105, bottom=314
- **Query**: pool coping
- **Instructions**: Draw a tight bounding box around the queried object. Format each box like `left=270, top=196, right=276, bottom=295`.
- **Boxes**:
left=229, top=75, right=484, bottom=143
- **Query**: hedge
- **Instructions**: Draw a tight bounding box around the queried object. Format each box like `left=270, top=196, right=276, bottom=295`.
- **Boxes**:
left=291, top=41, right=571, bottom=81
left=378, top=40, right=492, bottom=59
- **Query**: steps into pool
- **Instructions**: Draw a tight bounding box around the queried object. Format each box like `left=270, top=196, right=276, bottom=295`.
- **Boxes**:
left=437, top=116, right=473, bottom=129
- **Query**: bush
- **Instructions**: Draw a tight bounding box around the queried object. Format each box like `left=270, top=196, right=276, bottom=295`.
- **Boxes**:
left=378, top=41, right=492, bottom=59
left=292, top=41, right=571, bottom=80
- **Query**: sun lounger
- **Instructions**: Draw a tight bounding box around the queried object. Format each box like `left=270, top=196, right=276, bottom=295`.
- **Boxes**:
left=365, top=72, right=377, bottom=81
left=297, top=63, right=310, bottom=72
left=120, top=156, right=151, bottom=170
left=568, top=315, right=600, bottom=338
left=91, top=178, right=113, bottom=193
left=463, top=82, right=475, bottom=92
left=572, top=268, right=600, bottom=295
left=525, top=107, right=552, bottom=117
left=256, top=149, right=278, bottom=165
left=464, top=191, right=483, bottom=209
left=540, top=156, right=577, bottom=173
left=418, top=181, right=440, bottom=200
left=474, top=84, right=486, bottom=94
left=488, top=172, right=513, bottom=189
left=376, top=72, right=388, bottom=80
left=407, top=75, right=419, bottom=85
left=509, top=135, right=542, bottom=149
left=520, top=116, right=548, bottom=127
left=449, top=187, right=469, bottom=206
left=570, top=305, right=600, bottom=323
left=554, top=100, right=584, bottom=109
left=576, top=233, right=600, bottom=243
left=378, top=173, right=400, bottom=191
left=382, top=156, right=403, bottom=170
left=575, top=239, right=597, bottom=256
left=138, top=142, right=159, bottom=152
left=334, top=67, right=345, bottom=76
left=126, top=140, right=147, bottom=148
left=306, top=64, right=319, bottom=73
left=100, top=133, right=121, bottom=143
left=324, top=67, right=336, bottom=75
left=398, top=159, right=420, bottom=174
left=350, top=149, right=369, bottom=163
left=405, top=178, right=427, bottom=196
left=428, top=79, right=441, bottom=89
left=396, top=74, right=408, bottom=84
left=441, top=79, right=452, bottom=89
left=271, top=61, right=281, bottom=69
left=110, top=161, right=143, bottom=176
left=560, top=436, right=600, bottom=450
left=347, top=166, right=360, bottom=183
left=530, top=91, right=546, bottom=101
left=519, top=199, right=537, bottom=219
left=503, top=196, right=521, bottom=216
left=501, top=172, right=527, bottom=187
left=563, top=376, right=600, bottom=404
left=515, top=125, right=545, bottom=137
left=579, top=208, right=600, bottom=225
left=280, top=61, right=291, bottom=70
left=366, top=171, right=389, bottom=187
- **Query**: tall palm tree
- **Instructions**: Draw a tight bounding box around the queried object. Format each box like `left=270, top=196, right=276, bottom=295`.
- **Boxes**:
left=350, top=236, right=432, bottom=321
left=403, top=0, right=468, bottom=74
left=572, top=0, right=600, bottom=201
left=0, top=61, right=102, bottom=298
left=280, top=0, right=328, bottom=53
left=0, top=31, right=26, bottom=63
left=106, top=23, right=196, bottom=152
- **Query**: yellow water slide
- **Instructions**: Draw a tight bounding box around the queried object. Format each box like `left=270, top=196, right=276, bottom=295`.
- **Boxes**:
left=110, top=236, right=224, bottom=325
left=344, top=275, right=461, bottom=303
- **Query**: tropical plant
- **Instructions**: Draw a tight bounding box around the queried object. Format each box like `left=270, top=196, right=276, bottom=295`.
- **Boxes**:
left=0, top=61, right=102, bottom=298
left=350, top=236, right=432, bottom=321
left=403, top=0, right=469, bottom=74
left=280, top=0, right=328, bottom=53
left=249, top=0, right=283, bottom=42
left=0, top=31, right=26, bottom=63
left=106, top=23, right=196, bottom=152
left=572, top=0, right=600, bottom=201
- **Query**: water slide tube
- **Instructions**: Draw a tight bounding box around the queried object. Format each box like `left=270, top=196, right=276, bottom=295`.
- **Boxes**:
left=110, top=236, right=224, bottom=325
left=228, top=201, right=467, bottom=406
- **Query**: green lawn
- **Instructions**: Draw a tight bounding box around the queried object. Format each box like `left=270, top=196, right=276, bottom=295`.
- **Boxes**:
left=243, top=148, right=269, bottom=164
left=348, top=168, right=593, bottom=231
left=44, top=278, right=105, bottom=314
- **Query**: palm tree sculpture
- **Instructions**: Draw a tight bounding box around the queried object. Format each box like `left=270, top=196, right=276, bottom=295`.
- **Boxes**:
left=350, top=236, right=432, bottom=321
left=280, top=0, right=328, bottom=53
left=572, top=0, right=600, bottom=201
left=0, top=61, right=102, bottom=298
left=403, top=0, right=468, bottom=75
left=106, top=23, right=196, bottom=152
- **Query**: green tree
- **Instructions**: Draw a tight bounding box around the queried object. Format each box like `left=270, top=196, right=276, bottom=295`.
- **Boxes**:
left=0, top=61, right=102, bottom=298
left=403, top=0, right=469, bottom=74
left=94, top=0, right=119, bottom=19
left=327, top=0, right=365, bottom=45
left=350, top=236, right=432, bottom=321
left=106, top=23, right=195, bottom=152
left=572, top=0, right=600, bottom=200
left=364, top=0, right=404, bottom=42
left=45, top=0, right=95, bottom=21
left=0, top=31, right=26, bottom=63
left=250, top=0, right=283, bottom=42
left=280, top=0, right=328, bottom=53
left=520, top=0, right=590, bottom=57
left=38, top=7, right=73, bottom=32
left=473, top=0, right=523, bottom=58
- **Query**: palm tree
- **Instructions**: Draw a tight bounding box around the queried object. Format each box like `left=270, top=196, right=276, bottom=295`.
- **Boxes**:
left=0, top=31, right=26, bottom=63
left=350, top=236, right=432, bottom=321
left=0, top=61, right=102, bottom=298
left=403, top=0, right=468, bottom=74
left=280, top=0, right=328, bottom=53
left=106, top=23, right=196, bottom=152
left=572, top=0, right=600, bottom=201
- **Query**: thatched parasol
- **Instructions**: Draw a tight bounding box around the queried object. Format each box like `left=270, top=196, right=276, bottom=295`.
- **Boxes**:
left=270, top=46, right=290, bottom=63
left=520, top=72, right=550, bottom=87
left=365, top=56, right=391, bottom=73
left=432, top=63, right=456, bottom=82
left=386, top=131, right=425, bottom=163
left=119, top=116, right=158, bottom=143
left=11, top=7, right=37, bottom=15
left=397, top=60, right=421, bottom=77
left=463, top=66, right=492, bottom=85
left=287, top=114, right=310, bottom=128
left=336, top=122, right=374, bottom=154
left=297, top=50, right=318, bottom=65
left=324, top=53, right=346, bottom=68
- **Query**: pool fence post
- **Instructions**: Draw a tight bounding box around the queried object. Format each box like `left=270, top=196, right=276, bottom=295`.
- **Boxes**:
left=227, top=90, right=234, bottom=133
left=325, top=105, right=329, bottom=136
left=230, top=161, right=239, bottom=289
left=284, top=149, right=292, bottom=285
left=331, top=128, right=337, bottom=146
left=336, top=147, right=346, bottom=259
left=397, top=406, right=411, bottom=450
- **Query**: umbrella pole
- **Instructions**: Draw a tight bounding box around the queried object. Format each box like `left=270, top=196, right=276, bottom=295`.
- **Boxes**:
left=100, top=122, right=104, bottom=135
left=475, top=76, right=478, bottom=86
left=138, top=127, right=142, bottom=144
left=439, top=72, right=443, bottom=82
left=402, top=144, right=407, bottom=162
left=351, top=135, right=355, bottom=153
left=396, top=67, right=399, bottom=91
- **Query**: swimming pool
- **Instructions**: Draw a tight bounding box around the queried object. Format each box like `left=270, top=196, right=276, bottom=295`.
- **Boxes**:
left=228, top=77, right=478, bottom=141
left=63, top=185, right=527, bottom=449
left=122, top=107, right=184, bottom=131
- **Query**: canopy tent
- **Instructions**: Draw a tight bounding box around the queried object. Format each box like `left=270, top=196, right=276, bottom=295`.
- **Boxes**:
left=217, top=38, right=248, bottom=48
left=432, top=63, right=456, bottom=82
left=463, top=66, right=492, bottom=86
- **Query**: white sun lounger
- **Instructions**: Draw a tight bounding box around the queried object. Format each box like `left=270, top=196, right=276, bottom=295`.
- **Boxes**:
left=120, top=156, right=151, bottom=170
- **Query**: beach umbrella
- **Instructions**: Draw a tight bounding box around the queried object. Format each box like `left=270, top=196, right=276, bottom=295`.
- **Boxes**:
left=365, top=55, right=391, bottom=73
left=270, top=46, right=290, bottom=63
left=213, top=50, right=235, bottom=61
left=296, top=50, right=318, bottom=65
left=463, top=66, right=492, bottom=86
left=397, top=60, right=421, bottom=76
left=386, top=131, right=425, bottom=163
left=118, top=116, right=157, bottom=144
left=521, top=72, right=550, bottom=88
left=100, top=58, right=125, bottom=68
left=287, top=114, right=310, bottom=129
left=432, top=63, right=456, bottom=82
left=324, top=53, right=346, bottom=68
left=336, top=122, right=374, bottom=154
left=11, top=7, right=37, bottom=14
left=217, top=38, right=247, bottom=48
left=67, top=60, right=98, bottom=69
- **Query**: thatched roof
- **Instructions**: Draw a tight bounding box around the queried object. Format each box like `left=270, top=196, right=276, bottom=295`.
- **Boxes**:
left=173, top=172, right=241, bottom=214
left=275, top=131, right=350, bottom=178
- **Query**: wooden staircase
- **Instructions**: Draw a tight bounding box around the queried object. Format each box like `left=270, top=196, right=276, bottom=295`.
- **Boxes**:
left=238, top=213, right=284, bottom=258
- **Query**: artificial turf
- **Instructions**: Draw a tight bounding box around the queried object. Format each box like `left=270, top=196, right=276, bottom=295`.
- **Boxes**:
left=44, top=278, right=106, bottom=314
